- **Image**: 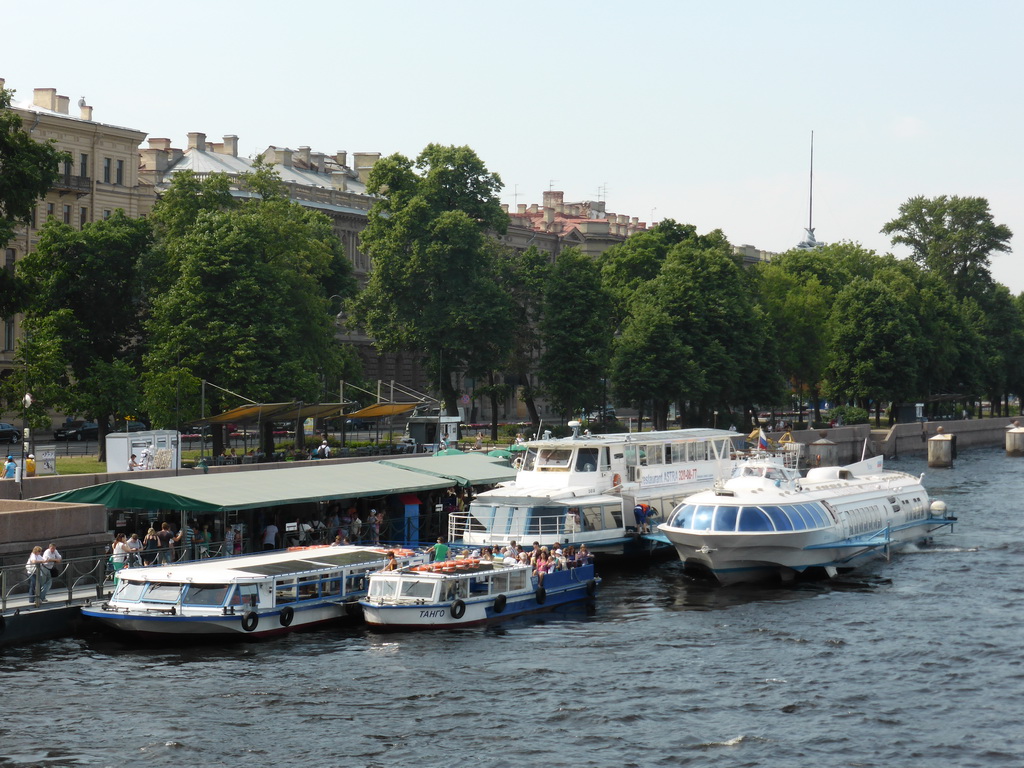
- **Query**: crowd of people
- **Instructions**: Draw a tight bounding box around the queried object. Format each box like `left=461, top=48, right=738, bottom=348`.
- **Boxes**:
left=24, top=542, right=62, bottom=602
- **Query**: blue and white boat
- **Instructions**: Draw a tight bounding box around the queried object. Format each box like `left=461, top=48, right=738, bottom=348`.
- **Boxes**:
left=81, top=545, right=426, bottom=639
left=658, top=455, right=957, bottom=585
left=448, top=423, right=743, bottom=559
left=360, top=557, right=599, bottom=629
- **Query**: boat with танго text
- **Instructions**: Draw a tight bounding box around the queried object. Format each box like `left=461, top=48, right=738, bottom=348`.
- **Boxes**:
left=80, top=545, right=427, bottom=640
left=360, top=555, right=599, bottom=630
left=658, top=455, right=956, bottom=585
left=449, top=422, right=763, bottom=560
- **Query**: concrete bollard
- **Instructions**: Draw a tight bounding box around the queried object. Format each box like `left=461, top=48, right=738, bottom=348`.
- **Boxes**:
left=809, top=431, right=838, bottom=467
left=928, top=427, right=954, bottom=467
left=1006, top=421, right=1024, bottom=457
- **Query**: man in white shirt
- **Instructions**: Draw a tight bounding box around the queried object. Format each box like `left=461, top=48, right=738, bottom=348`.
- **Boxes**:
left=41, top=543, right=62, bottom=600
left=262, top=522, right=279, bottom=551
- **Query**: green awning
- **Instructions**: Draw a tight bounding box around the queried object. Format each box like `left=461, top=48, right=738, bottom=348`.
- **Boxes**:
left=34, top=463, right=452, bottom=513
left=378, top=453, right=516, bottom=487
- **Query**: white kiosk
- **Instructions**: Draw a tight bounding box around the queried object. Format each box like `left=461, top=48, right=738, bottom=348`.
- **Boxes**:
left=106, top=430, right=181, bottom=472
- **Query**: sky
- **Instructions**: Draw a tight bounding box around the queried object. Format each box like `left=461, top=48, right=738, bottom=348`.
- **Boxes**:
left=4, top=0, right=1023, bottom=292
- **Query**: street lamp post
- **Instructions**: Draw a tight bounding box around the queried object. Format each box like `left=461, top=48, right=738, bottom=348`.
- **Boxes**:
left=21, top=392, right=32, bottom=490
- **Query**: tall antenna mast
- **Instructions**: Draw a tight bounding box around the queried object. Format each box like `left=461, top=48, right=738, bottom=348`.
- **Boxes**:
left=807, top=130, right=814, bottom=232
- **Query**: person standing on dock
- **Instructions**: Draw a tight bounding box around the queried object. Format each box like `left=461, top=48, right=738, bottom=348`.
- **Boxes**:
left=26, top=546, right=45, bottom=602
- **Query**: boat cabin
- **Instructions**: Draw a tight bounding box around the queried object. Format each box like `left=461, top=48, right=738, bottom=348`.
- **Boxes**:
left=366, top=562, right=533, bottom=605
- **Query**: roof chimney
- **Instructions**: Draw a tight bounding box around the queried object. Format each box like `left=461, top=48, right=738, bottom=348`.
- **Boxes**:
left=352, top=152, right=381, bottom=184
left=221, top=135, right=238, bottom=157
left=187, top=132, right=207, bottom=151
left=33, top=88, right=57, bottom=111
left=335, top=151, right=348, bottom=167
left=55, top=95, right=70, bottom=115
left=271, top=147, right=293, bottom=167
left=296, top=146, right=311, bottom=166
left=148, top=138, right=173, bottom=150
left=79, top=103, right=93, bottom=120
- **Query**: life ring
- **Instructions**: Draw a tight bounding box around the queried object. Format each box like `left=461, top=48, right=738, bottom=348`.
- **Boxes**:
left=279, top=606, right=294, bottom=627
left=241, top=610, right=259, bottom=632
left=612, top=473, right=622, bottom=487
left=586, top=579, right=597, bottom=597
left=450, top=599, right=466, bottom=619
left=493, top=593, right=507, bottom=613
left=535, top=586, right=547, bottom=604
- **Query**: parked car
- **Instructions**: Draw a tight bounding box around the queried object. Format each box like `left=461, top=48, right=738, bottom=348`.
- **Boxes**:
left=64, top=421, right=103, bottom=441
left=53, top=421, right=85, bottom=440
left=112, top=420, right=148, bottom=433
left=0, top=422, right=19, bottom=444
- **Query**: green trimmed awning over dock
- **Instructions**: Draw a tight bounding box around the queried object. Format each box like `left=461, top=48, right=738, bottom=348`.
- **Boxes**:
left=34, top=454, right=514, bottom=513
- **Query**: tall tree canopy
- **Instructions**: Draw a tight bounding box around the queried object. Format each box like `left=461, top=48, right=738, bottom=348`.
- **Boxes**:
left=144, top=169, right=359, bottom=451
left=351, top=144, right=511, bottom=414
left=0, top=87, right=69, bottom=315
left=881, top=195, right=1012, bottom=300
left=14, top=211, right=153, bottom=454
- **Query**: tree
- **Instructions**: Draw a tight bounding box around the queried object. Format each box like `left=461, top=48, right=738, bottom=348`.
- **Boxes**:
left=144, top=170, right=359, bottom=455
left=0, top=87, right=69, bottom=315
left=351, top=144, right=511, bottom=415
left=881, top=195, right=1012, bottom=300
left=14, top=211, right=153, bottom=457
left=539, top=248, right=612, bottom=420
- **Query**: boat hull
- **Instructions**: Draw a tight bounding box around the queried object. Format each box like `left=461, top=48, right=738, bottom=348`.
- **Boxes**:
left=81, top=600, right=358, bottom=640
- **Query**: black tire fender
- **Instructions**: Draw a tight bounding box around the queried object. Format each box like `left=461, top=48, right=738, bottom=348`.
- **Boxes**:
left=450, top=599, right=466, bottom=619
left=241, top=610, right=259, bottom=632
left=493, top=593, right=507, bottom=613
left=279, top=605, right=294, bottom=627
left=535, top=586, right=547, bottom=604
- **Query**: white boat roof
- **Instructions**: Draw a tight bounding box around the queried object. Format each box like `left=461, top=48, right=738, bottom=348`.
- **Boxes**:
left=115, top=546, right=396, bottom=583
left=526, top=427, right=739, bottom=449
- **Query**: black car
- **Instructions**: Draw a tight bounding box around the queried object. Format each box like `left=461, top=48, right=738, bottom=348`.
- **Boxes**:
left=63, top=421, right=102, bottom=441
left=0, top=422, right=19, bottom=444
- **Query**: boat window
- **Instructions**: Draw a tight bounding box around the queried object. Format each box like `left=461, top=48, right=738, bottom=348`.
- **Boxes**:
left=642, top=445, right=663, bottom=466
left=399, top=579, right=437, bottom=599
left=276, top=581, right=299, bottom=604
left=527, top=506, right=565, bottom=536
left=443, top=580, right=469, bottom=600
left=691, top=505, right=715, bottom=531
left=712, top=506, right=740, bottom=531
left=113, top=580, right=146, bottom=602
left=575, top=447, right=599, bottom=472
left=624, top=444, right=639, bottom=466
left=667, top=504, right=696, bottom=528
left=601, top=447, right=611, bottom=470
left=738, top=507, right=774, bottom=532
left=233, top=583, right=259, bottom=607
left=761, top=506, right=795, bottom=531
left=142, top=583, right=184, bottom=603
left=321, top=576, right=343, bottom=596
left=369, top=578, right=398, bottom=598
left=787, top=505, right=814, bottom=529
left=537, top=449, right=572, bottom=471
left=183, top=584, right=230, bottom=606
left=521, top=449, right=537, bottom=471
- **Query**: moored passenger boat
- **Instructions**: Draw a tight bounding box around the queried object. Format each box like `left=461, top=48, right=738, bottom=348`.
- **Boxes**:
left=658, top=455, right=956, bottom=585
left=81, top=545, right=425, bottom=639
left=360, top=557, right=599, bottom=630
left=448, top=423, right=744, bottom=559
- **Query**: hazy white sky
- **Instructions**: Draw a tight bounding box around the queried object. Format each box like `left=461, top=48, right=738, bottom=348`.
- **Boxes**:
left=4, top=0, right=1022, bottom=292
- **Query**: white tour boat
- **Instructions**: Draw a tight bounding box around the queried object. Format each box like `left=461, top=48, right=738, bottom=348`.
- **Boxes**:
left=81, top=545, right=425, bottom=639
left=658, top=455, right=956, bottom=585
left=448, top=423, right=744, bottom=558
left=360, top=557, right=599, bottom=630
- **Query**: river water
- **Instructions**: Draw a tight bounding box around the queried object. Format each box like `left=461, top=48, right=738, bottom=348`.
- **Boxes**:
left=2, top=446, right=1022, bottom=768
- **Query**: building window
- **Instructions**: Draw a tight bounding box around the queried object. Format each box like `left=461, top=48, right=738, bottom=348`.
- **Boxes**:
left=3, top=319, right=13, bottom=353
left=30, top=206, right=37, bottom=229
left=63, top=159, right=72, bottom=176
left=80, top=207, right=88, bottom=228
left=80, top=153, right=89, bottom=178
left=63, top=205, right=71, bottom=224
left=4, top=249, right=15, bottom=272
left=103, top=157, right=111, bottom=183
left=116, top=159, right=124, bottom=185
left=47, top=203, right=55, bottom=219
left=103, top=210, right=111, bottom=220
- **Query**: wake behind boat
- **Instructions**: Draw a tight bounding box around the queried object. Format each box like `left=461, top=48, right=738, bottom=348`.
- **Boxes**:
left=449, top=423, right=744, bottom=559
left=81, top=545, right=426, bottom=639
left=658, top=455, right=956, bottom=585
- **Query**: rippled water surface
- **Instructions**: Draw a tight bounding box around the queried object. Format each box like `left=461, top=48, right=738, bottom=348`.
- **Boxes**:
left=2, top=447, right=1022, bottom=768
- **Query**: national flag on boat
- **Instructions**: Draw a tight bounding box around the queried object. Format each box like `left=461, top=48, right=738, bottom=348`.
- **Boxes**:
left=757, top=430, right=769, bottom=451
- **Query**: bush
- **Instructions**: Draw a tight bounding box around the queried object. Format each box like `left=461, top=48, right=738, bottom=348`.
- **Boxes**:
left=828, top=405, right=869, bottom=425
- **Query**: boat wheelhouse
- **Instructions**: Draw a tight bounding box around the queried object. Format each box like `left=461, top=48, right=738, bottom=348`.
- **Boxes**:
left=448, top=425, right=743, bottom=558
left=81, top=545, right=425, bottom=639
left=658, top=456, right=956, bottom=584
left=360, top=557, right=598, bottom=629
